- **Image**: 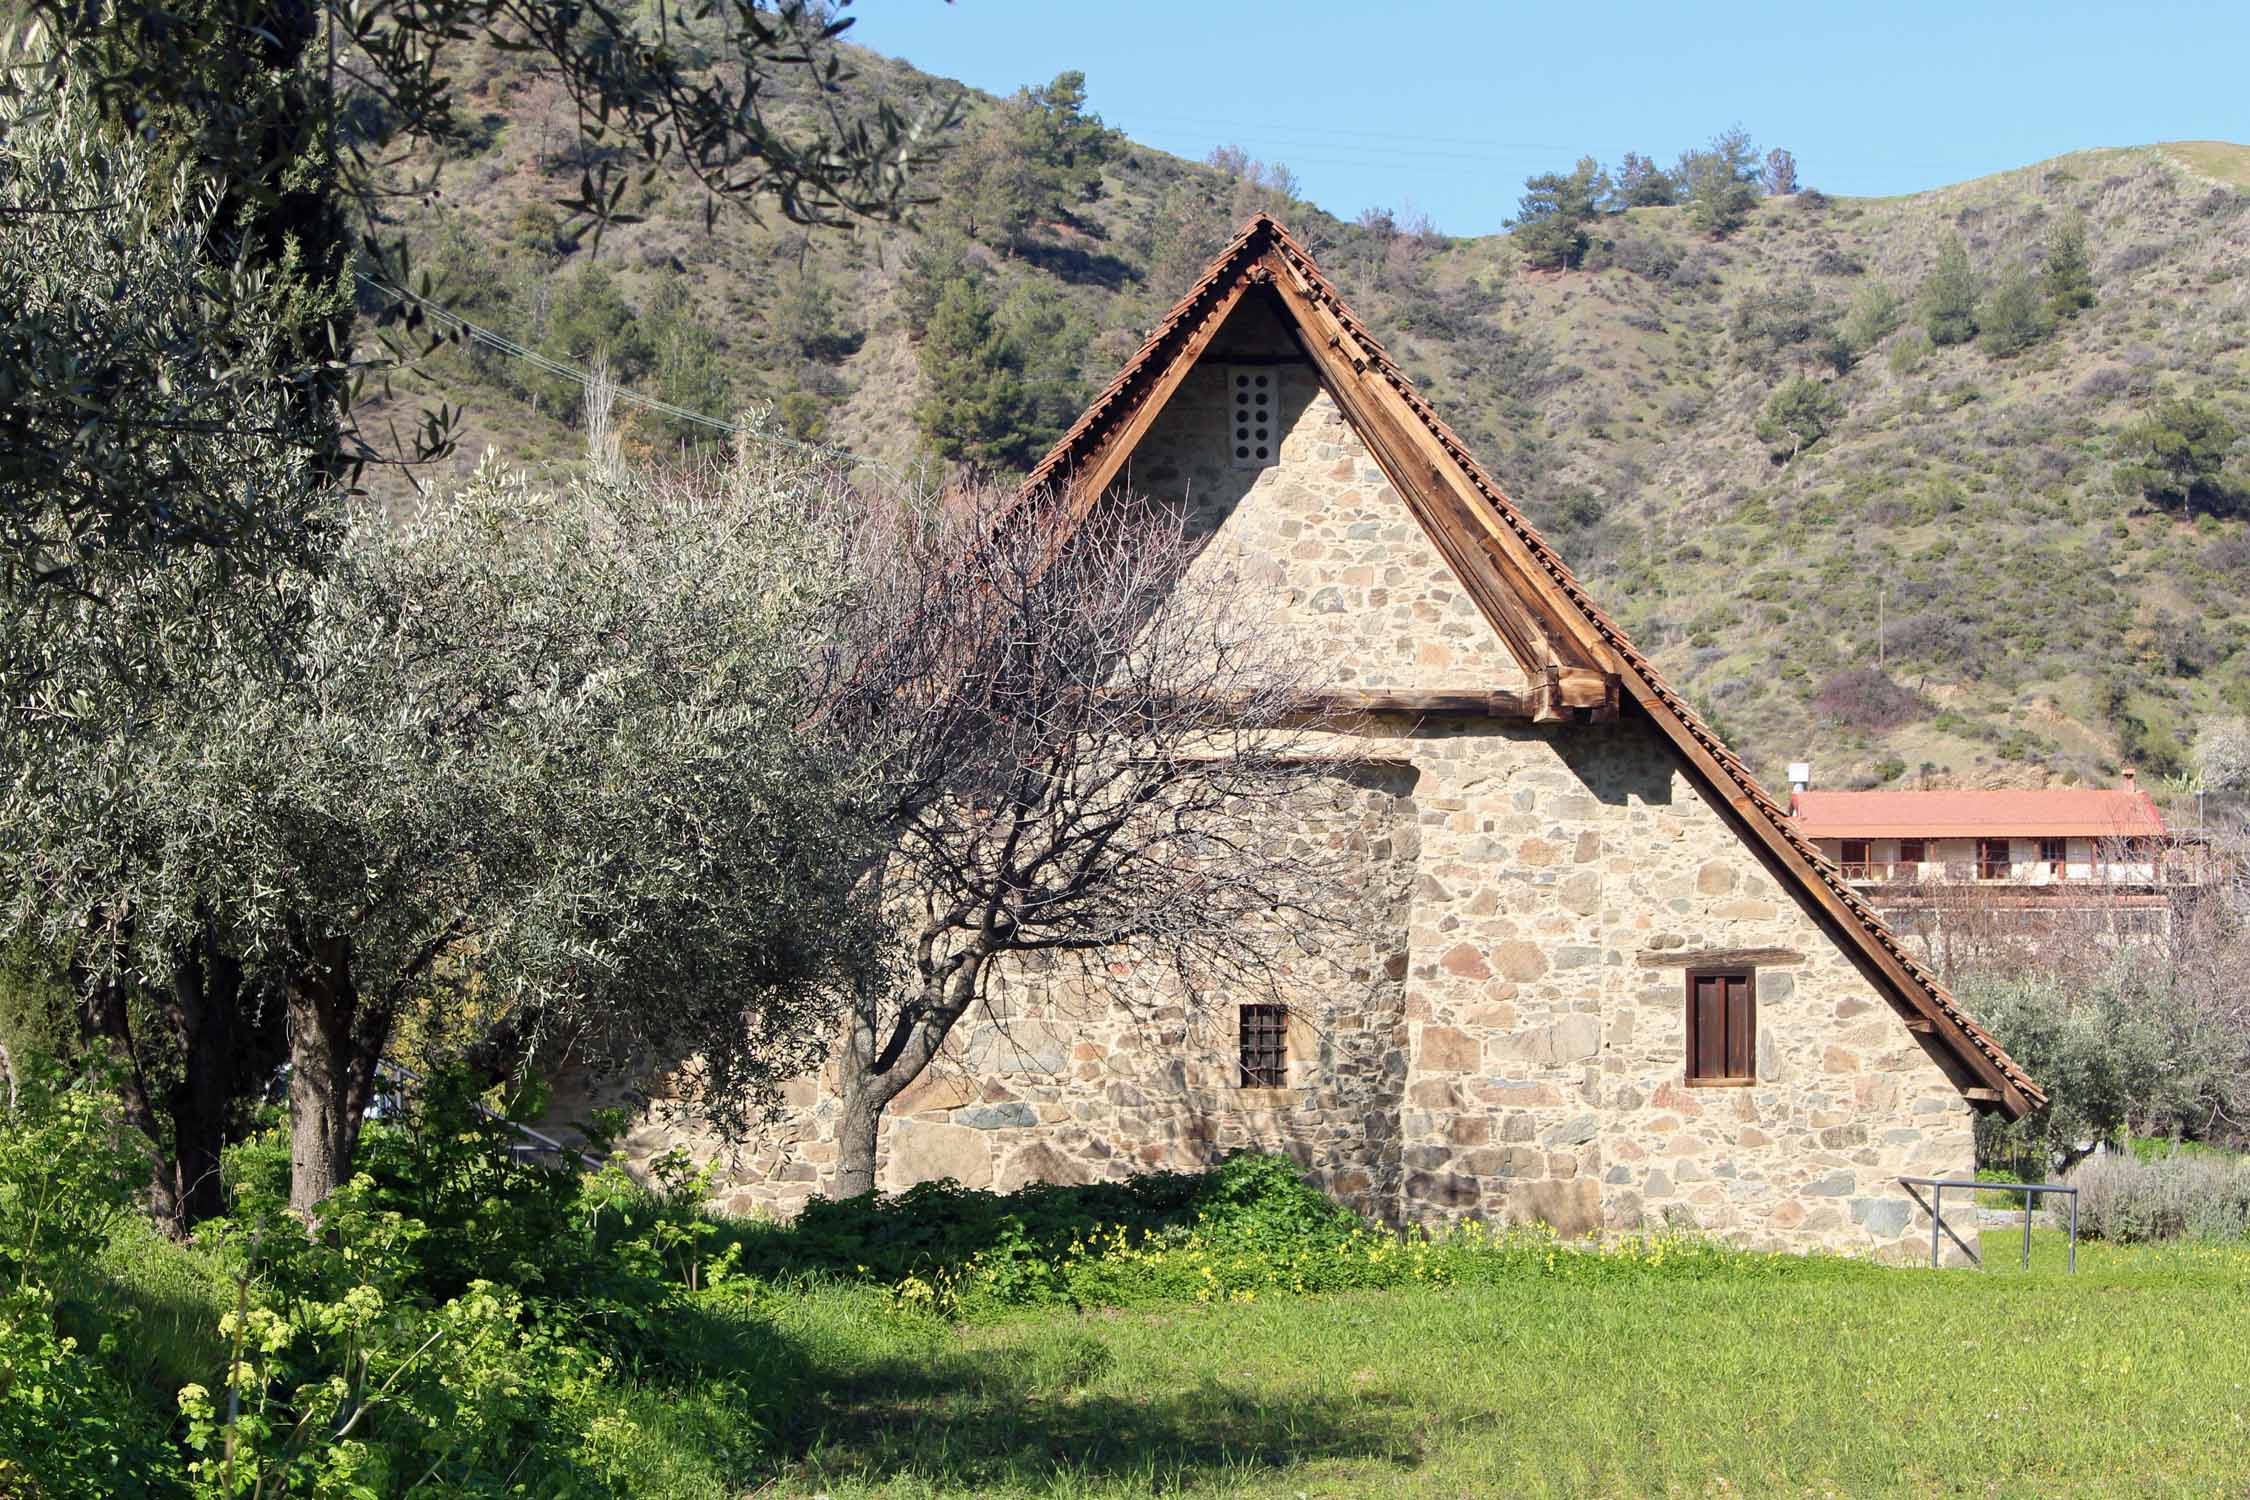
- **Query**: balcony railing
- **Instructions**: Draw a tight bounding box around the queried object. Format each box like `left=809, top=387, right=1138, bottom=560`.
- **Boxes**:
left=1835, top=857, right=2204, bottom=888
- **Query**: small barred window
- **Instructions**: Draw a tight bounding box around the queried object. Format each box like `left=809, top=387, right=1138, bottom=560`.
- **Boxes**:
left=1238, top=1002, right=1287, bottom=1087
left=1230, top=369, right=1274, bottom=469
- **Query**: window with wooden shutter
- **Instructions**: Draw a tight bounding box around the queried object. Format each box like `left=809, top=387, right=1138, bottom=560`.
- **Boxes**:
left=2038, top=836, right=2067, bottom=873
left=1977, top=837, right=2012, bottom=880
left=1238, top=1003, right=1287, bottom=1088
left=1685, top=970, right=1755, bottom=1086
left=1838, top=838, right=1871, bottom=878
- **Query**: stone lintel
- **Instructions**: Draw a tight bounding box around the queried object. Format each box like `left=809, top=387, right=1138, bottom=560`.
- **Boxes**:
left=1634, top=946, right=1807, bottom=969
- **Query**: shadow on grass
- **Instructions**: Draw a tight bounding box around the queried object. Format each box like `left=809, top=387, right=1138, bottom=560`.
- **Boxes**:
left=783, top=1341, right=1424, bottom=1492
left=625, top=1291, right=1421, bottom=1493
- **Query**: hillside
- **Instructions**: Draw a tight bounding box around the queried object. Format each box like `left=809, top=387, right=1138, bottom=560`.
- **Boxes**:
left=357, top=42, right=2250, bottom=804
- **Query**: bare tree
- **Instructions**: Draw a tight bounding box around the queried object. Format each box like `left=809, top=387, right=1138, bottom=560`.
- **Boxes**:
left=1761, top=147, right=1800, bottom=198
left=819, top=486, right=1357, bottom=1197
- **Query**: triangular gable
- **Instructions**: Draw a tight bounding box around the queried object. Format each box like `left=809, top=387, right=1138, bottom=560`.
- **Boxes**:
left=1019, top=213, right=2041, bottom=1120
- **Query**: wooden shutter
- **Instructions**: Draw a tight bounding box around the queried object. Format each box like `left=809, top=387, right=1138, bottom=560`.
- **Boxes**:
left=1687, top=971, right=1755, bottom=1084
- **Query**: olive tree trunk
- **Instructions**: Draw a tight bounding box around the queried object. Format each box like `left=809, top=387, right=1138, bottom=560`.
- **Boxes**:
left=285, top=940, right=389, bottom=1219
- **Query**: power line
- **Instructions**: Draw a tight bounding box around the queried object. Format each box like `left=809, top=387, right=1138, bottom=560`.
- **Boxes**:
left=357, top=272, right=918, bottom=488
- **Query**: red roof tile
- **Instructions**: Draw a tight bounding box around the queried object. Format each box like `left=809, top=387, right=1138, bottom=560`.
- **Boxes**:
left=1792, top=788, right=2168, bottom=840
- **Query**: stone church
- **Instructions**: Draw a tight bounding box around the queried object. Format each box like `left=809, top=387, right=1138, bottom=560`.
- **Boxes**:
left=592, top=215, right=2039, bottom=1258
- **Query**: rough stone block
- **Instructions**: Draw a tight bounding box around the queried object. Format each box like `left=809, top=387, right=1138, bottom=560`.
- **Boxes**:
left=1542, top=1113, right=1600, bottom=1147
left=886, top=1120, right=993, bottom=1190
left=890, top=1070, right=979, bottom=1117
left=958, top=1102, right=1038, bottom=1130
left=1850, top=1197, right=1911, bottom=1236
left=1447, top=1116, right=1492, bottom=1147
left=1510, top=1177, right=1601, bottom=1239
left=1440, top=942, right=1492, bottom=978
left=996, top=1141, right=1090, bottom=1192
left=1419, top=1025, right=1480, bottom=1073
left=1493, top=1014, right=1601, bottom=1068
left=1492, top=941, right=1548, bottom=981
left=1404, top=1170, right=1479, bottom=1208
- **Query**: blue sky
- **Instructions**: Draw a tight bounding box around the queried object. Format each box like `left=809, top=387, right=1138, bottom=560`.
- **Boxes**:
left=851, top=1, right=2249, bottom=235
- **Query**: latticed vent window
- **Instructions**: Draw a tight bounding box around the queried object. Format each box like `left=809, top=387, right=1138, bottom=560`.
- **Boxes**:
left=1229, top=368, right=1275, bottom=469
left=1238, top=1003, right=1288, bottom=1087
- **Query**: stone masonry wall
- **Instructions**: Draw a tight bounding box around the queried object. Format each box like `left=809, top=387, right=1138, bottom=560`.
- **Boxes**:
left=553, top=296, right=1978, bottom=1260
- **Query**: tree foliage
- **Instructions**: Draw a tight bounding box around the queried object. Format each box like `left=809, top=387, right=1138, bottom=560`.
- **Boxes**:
left=0, top=83, right=328, bottom=593
left=933, top=70, right=1116, bottom=253
left=1755, top=375, right=1843, bottom=460
left=1839, top=280, right=1903, bottom=352
left=912, top=277, right=1038, bottom=472
left=2043, top=210, right=2097, bottom=320
left=0, top=453, right=880, bottom=1220
left=1512, top=156, right=1607, bottom=270
left=2, top=0, right=948, bottom=583
left=1613, top=151, right=1677, bottom=207
left=2112, top=397, right=2241, bottom=516
left=1976, top=269, right=2055, bottom=358
left=1760, top=147, right=1799, bottom=197
left=1962, top=956, right=2247, bottom=1171
left=1921, top=232, right=1980, bottom=346
left=1677, top=127, right=1761, bottom=237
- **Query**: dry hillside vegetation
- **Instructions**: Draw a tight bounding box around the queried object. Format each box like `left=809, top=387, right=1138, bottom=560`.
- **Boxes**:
left=361, top=39, right=2250, bottom=800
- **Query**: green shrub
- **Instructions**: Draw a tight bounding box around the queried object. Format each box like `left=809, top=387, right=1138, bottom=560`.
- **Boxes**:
left=2071, top=1151, right=2250, bottom=1243
left=1756, top=376, right=1843, bottom=460
left=0, top=1060, right=189, bottom=1494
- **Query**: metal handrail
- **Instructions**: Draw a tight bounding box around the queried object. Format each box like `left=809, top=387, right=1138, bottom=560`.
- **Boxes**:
left=1898, top=1175, right=2076, bottom=1272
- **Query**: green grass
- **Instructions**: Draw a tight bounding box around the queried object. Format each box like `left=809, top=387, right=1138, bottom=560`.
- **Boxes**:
left=636, top=1234, right=2248, bottom=1499
left=60, top=1176, right=2250, bottom=1498
left=2160, top=140, right=2250, bottom=189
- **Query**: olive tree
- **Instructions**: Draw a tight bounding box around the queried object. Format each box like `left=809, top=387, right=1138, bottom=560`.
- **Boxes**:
left=0, top=80, right=327, bottom=592
left=818, top=487, right=1358, bottom=1198
left=1959, top=926, right=2250, bottom=1173
left=3, top=0, right=951, bottom=586
left=0, top=451, right=880, bottom=1224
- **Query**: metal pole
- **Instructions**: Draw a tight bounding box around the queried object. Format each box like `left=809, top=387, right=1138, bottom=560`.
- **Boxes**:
left=1931, top=1182, right=1942, bottom=1269
left=2022, top=1191, right=2032, bottom=1270
left=2069, top=1191, right=2077, bottom=1275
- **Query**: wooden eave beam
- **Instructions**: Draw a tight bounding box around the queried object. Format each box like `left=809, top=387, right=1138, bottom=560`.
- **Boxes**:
left=1257, top=262, right=1569, bottom=680
left=1262, top=250, right=1620, bottom=679
left=1283, top=687, right=1545, bottom=719
left=1065, top=269, right=1258, bottom=517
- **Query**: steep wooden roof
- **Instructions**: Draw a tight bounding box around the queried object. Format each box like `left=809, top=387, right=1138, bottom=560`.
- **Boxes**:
left=1018, top=212, right=2041, bottom=1119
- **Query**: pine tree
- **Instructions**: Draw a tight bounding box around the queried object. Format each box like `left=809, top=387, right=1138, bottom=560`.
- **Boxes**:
left=1976, top=270, right=2054, bottom=358
left=1921, top=233, right=1980, bottom=346
left=1613, top=151, right=1676, bottom=208
left=2043, top=210, right=2096, bottom=320
left=1761, top=147, right=1799, bottom=197
left=1511, top=156, right=1606, bottom=270
left=1756, top=375, right=1842, bottom=461
left=1840, top=280, right=1902, bottom=351
left=1678, top=128, right=1760, bottom=237
left=913, top=277, right=1037, bottom=471
left=2113, top=398, right=2241, bottom=516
